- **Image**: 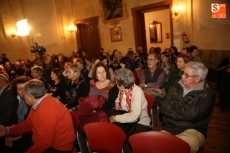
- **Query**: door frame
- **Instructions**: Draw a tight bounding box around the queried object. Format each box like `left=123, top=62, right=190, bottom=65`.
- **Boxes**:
left=131, top=0, right=173, bottom=55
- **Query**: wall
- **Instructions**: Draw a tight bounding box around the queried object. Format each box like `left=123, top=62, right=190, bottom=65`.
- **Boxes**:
left=144, top=9, right=171, bottom=51
left=0, top=0, right=230, bottom=62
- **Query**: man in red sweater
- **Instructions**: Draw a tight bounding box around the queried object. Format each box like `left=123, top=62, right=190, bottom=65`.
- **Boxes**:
left=0, top=79, right=75, bottom=153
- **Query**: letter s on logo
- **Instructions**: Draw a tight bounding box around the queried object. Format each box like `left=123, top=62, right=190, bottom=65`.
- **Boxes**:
left=211, top=3, right=220, bottom=13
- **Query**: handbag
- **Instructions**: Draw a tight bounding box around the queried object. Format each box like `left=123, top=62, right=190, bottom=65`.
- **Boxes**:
left=108, top=109, right=139, bottom=137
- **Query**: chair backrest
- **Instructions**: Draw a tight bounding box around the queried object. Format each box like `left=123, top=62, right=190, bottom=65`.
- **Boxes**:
left=70, top=112, right=79, bottom=132
left=144, top=93, right=154, bottom=115
left=129, top=131, right=190, bottom=153
left=84, top=122, right=126, bottom=153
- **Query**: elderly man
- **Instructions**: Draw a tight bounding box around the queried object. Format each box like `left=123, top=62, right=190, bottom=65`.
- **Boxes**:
left=160, top=61, right=215, bottom=153
left=0, top=79, right=75, bottom=153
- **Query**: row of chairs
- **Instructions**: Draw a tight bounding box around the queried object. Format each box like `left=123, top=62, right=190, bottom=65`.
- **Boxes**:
left=84, top=122, right=190, bottom=153
left=69, top=94, right=190, bottom=153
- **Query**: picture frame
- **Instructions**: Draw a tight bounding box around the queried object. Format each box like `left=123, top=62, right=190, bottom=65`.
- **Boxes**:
left=110, top=27, right=122, bottom=42
left=99, top=0, right=128, bottom=26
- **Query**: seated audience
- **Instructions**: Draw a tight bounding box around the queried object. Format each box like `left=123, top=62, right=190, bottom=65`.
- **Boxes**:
left=153, top=47, right=161, bottom=55
left=84, top=55, right=93, bottom=72
left=0, top=79, right=75, bottom=153
left=120, top=57, right=139, bottom=85
left=160, top=61, right=215, bottom=153
left=65, top=64, right=89, bottom=109
left=4, top=61, right=15, bottom=80
left=135, top=50, right=146, bottom=68
left=75, top=58, right=90, bottom=84
left=5, top=76, right=32, bottom=152
left=12, top=61, right=24, bottom=79
left=89, top=55, right=114, bottom=81
left=77, top=62, right=117, bottom=153
left=126, top=50, right=136, bottom=69
left=0, top=74, right=18, bottom=152
left=170, top=46, right=180, bottom=63
left=22, top=63, right=32, bottom=78
left=49, top=68, right=67, bottom=104
left=160, top=51, right=176, bottom=83
left=139, top=53, right=166, bottom=103
left=167, top=54, right=192, bottom=89
left=31, top=66, right=49, bottom=90
left=149, top=47, right=155, bottom=54
left=190, top=45, right=201, bottom=62
left=111, top=50, right=122, bottom=70
left=109, top=68, right=150, bottom=153
left=0, top=65, right=9, bottom=79
left=181, top=47, right=191, bottom=56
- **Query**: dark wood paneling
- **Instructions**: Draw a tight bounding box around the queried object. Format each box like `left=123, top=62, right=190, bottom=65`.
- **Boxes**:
left=75, top=16, right=101, bottom=58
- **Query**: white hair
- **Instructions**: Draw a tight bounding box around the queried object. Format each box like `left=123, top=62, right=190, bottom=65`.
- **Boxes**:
left=185, top=61, right=208, bottom=81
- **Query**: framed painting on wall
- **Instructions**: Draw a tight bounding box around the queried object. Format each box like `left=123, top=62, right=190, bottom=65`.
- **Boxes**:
left=99, top=0, right=128, bottom=25
left=110, top=27, right=122, bottom=42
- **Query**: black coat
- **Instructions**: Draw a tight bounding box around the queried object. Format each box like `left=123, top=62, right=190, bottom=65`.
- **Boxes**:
left=159, top=80, right=215, bottom=137
left=0, top=85, right=18, bottom=126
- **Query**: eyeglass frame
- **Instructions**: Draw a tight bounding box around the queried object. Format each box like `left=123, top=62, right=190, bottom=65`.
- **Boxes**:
left=182, top=73, right=198, bottom=78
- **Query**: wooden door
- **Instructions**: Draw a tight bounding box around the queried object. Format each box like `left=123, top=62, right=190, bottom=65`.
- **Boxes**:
left=75, top=16, right=101, bottom=58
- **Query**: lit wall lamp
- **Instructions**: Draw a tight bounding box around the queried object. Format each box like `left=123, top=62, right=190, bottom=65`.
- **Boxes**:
left=10, top=19, right=30, bottom=38
left=172, top=5, right=182, bottom=16
left=67, top=25, right=77, bottom=32
left=9, top=30, right=17, bottom=38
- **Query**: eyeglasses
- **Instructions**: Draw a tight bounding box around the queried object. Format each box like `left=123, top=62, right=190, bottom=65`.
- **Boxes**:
left=182, top=73, right=197, bottom=78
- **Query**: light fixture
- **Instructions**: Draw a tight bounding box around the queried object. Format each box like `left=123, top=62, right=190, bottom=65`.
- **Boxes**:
left=149, top=24, right=153, bottom=28
left=172, top=5, right=182, bottom=16
left=67, top=25, right=77, bottom=32
left=10, top=19, right=30, bottom=38
left=9, top=30, right=17, bottom=38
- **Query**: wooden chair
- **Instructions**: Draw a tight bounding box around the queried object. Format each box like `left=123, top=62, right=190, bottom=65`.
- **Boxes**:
left=129, top=131, right=190, bottom=153
left=144, top=93, right=154, bottom=130
left=84, top=122, right=126, bottom=153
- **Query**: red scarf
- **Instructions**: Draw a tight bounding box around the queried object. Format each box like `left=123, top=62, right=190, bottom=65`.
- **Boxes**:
left=119, top=86, right=133, bottom=111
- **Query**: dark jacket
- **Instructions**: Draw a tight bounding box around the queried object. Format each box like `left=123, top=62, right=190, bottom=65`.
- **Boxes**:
left=0, top=85, right=18, bottom=126
left=159, top=80, right=215, bottom=137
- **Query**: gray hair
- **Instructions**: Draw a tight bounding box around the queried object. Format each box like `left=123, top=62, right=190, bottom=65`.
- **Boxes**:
left=31, top=66, right=44, bottom=76
left=114, top=68, right=134, bottom=89
left=148, top=53, right=160, bottom=61
left=185, top=61, right=208, bottom=81
left=23, top=79, right=46, bottom=99
left=0, top=74, right=9, bottom=83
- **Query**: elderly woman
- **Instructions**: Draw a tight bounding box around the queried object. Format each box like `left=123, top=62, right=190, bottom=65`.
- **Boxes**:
left=110, top=68, right=150, bottom=153
left=49, top=68, right=66, bottom=104
left=64, top=64, right=89, bottom=110
left=77, top=62, right=118, bottom=153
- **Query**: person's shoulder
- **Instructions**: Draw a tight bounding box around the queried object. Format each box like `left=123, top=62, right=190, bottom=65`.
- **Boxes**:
left=133, top=85, right=143, bottom=92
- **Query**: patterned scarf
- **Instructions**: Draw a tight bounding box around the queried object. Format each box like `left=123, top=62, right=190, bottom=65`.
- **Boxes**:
left=119, top=86, right=134, bottom=111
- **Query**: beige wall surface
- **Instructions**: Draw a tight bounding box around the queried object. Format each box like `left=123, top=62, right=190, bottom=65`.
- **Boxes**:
left=145, top=9, right=171, bottom=51
left=0, top=0, right=229, bottom=62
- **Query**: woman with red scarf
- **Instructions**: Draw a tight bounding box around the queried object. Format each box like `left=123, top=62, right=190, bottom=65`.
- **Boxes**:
left=109, top=68, right=150, bottom=153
